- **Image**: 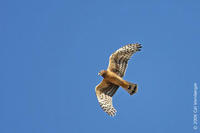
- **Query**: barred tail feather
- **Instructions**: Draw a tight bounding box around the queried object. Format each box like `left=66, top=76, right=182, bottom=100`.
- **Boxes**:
left=127, top=83, right=138, bottom=95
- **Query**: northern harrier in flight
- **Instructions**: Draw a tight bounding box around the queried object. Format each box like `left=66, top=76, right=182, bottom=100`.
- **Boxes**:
left=95, top=43, right=142, bottom=116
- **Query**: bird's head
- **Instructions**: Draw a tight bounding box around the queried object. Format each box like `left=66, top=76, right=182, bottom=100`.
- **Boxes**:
left=98, top=70, right=107, bottom=77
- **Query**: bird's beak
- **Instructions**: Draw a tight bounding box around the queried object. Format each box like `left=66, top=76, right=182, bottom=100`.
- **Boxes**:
left=98, top=73, right=100, bottom=76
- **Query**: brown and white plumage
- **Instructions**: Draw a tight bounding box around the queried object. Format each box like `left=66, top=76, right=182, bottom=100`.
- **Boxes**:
left=108, top=43, right=142, bottom=77
left=95, top=80, right=119, bottom=116
left=95, top=43, right=142, bottom=116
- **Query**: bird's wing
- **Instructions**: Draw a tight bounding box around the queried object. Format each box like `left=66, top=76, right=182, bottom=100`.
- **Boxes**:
left=107, top=43, right=142, bottom=77
left=95, top=79, right=119, bottom=116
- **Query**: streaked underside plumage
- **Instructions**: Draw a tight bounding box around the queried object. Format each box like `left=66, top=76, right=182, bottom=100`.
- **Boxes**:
left=95, top=43, right=142, bottom=116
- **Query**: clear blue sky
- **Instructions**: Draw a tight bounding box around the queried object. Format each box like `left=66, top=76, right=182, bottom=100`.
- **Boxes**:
left=1, top=0, right=200, bottom=133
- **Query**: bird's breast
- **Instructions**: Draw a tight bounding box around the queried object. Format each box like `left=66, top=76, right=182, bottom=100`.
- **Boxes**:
left=104, top=71, right=123, bottom=86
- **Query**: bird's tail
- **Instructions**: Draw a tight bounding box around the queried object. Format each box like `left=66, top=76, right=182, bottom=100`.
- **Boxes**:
left=127, top=82, right=138, bottom=95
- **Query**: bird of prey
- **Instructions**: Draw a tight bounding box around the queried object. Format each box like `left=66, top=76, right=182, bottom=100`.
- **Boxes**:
left=95, top=43, right=142, bottom=116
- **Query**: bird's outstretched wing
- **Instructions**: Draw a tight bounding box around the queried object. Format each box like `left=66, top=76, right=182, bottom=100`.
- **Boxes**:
left=107, top=43, right=142, bottom=77
left=95, top=79, right=119, bottom=116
